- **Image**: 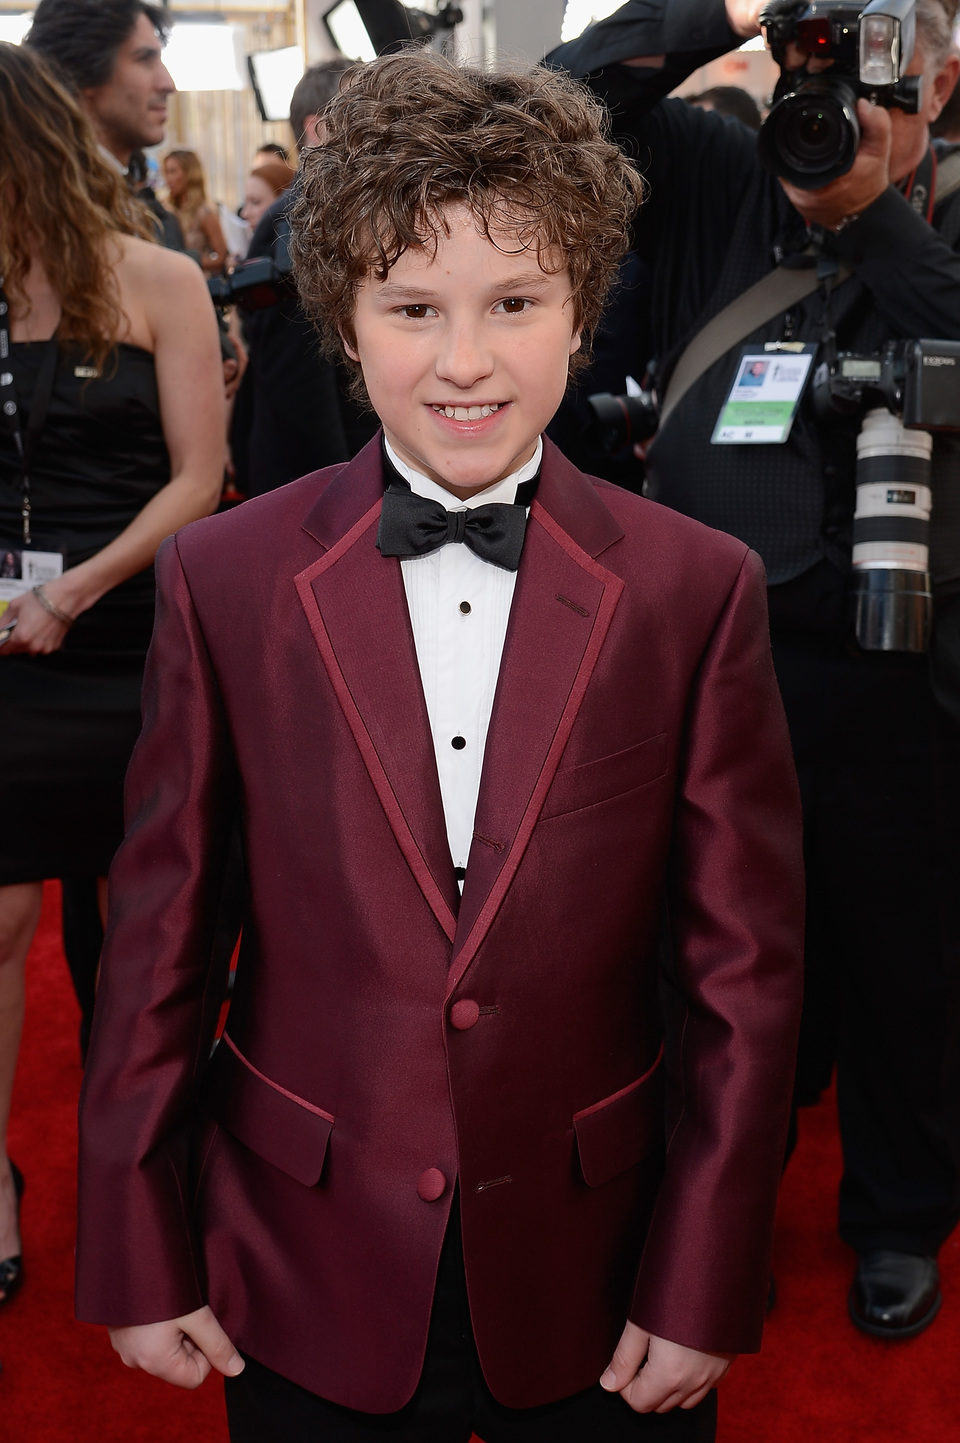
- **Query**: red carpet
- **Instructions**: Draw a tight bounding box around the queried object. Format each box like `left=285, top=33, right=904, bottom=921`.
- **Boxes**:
left=3, top=881, right=959, bottom=1440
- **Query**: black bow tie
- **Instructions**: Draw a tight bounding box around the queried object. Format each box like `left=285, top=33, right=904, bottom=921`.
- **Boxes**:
left=376, top=468, right=539, bottom=572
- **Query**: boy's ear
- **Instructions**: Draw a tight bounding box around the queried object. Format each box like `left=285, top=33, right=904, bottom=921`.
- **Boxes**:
left=340, top=327, right=360, bottom=363
left=569, top=330, right=582, bottom=358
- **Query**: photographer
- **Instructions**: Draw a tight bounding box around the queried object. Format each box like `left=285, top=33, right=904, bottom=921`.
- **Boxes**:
left=550, top=0, right=960, bottom=1340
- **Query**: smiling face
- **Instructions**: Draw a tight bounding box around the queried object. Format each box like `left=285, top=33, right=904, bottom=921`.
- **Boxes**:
left=342, top=206, right=581, bottom=500
left=81, top=12, right=174, bottom=164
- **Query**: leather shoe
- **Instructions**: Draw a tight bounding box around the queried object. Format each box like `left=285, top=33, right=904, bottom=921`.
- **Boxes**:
left=848, top=1250, right=941, bottom=1340
left=0, top=1160, right=24, bottom=1307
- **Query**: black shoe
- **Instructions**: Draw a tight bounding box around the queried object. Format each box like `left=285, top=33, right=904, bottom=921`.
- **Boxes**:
left=0, top=1160, right=24, bottom=1307
left=848, top=1250, right=941, bottom=1340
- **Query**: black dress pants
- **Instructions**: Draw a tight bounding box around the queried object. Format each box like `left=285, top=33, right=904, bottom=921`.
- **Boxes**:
left=225, top=1210, right=717, bottom=1443
left=772, top=628, right=960, bottom=1256
left=60, top=878, right=101, bottom=1061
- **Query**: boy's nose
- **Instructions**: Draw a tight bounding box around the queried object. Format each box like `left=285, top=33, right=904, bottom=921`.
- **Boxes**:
left=435, top=324, right=494, bottom=388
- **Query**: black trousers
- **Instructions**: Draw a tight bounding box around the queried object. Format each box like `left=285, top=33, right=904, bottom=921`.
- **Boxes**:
left=60, top=878, right=101, bottom=1061
left=225, top=1212, right=717, bottom=1443
left=772, top=628, right=960, bottom=1256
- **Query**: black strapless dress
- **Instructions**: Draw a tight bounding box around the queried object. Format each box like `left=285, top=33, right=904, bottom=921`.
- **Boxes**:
left=0, top=342, right=171, bottom=882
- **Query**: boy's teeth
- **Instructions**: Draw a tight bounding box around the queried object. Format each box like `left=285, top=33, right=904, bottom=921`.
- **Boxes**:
left=436, top=404, right=501, bottom=420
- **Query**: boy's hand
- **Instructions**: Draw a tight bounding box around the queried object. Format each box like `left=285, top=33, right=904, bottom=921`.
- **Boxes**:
left=600, top=1320, right=733, bottom=1413
left=109, top=1305, right=246, bottom=1390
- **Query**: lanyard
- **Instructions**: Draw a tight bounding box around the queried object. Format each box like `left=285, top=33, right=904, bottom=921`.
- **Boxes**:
left=0, top=282, right=60, bottom=545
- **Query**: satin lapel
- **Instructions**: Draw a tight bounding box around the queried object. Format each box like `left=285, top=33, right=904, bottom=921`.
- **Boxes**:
left=447, top=490, right=624, bottom=995
left=295, top=448, right=459, bottom=940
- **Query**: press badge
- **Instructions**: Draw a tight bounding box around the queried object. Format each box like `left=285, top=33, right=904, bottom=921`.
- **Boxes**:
left=0, top=549, right=65, bottom=615
left=712, top=343, right=817, bottom=445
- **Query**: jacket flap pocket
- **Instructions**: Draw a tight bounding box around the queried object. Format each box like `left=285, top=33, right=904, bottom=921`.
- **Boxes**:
left=206, top=1034, right=334, bottom=1186
left=573, top=1047, right=664, bottom=1188
left=541, top=733, right=668, bottom=820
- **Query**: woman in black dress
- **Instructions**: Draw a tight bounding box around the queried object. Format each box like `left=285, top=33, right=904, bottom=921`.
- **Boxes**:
left=0, top=43, right=225, bottom=1304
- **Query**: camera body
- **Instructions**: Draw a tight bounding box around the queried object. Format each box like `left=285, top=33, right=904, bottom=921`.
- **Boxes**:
left=208, top=221, right=294, bottom=315
left=758, top=0, right=919, bottom=189
left=208, top=254, right=295, bottom=315
left=812, top=339, right=960, bottom=430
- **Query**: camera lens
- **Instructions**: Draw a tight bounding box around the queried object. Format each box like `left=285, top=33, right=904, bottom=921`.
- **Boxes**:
left=757, top=77, right=860, bottom=189
left=853, top=409, right=933, bottom=652
left=583, top=392, right=659, bottom=455
left=783, top=102, right=845, bottom=162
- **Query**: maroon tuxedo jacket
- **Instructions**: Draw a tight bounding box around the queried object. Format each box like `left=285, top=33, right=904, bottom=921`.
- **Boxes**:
left=76, top=435, right=803, bottom=1414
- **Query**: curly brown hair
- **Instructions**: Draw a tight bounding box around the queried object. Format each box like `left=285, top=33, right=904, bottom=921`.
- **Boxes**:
left=291, top=49, right=644, bottom=387
left=0, top=42, right=152, bottom=370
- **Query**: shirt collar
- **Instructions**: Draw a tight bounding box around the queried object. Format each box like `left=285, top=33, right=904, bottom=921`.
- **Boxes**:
left=98, top=143, right=128, bottom=176
left=383, top=436, right=543, bottom=511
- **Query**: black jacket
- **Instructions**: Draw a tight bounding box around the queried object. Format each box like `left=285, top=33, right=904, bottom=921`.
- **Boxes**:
left=231, top=191, right=376, bottom=498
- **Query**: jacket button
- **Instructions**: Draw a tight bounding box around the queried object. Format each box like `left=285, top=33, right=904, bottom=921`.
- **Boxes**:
left=417, top=1167, right=447, bottom=1202
left=450, top=999, right=480, bottom=1030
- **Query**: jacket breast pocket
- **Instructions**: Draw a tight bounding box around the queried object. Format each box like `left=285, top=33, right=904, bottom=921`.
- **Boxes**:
left=573, top=1047, right=665, bottom=1188
left=540, top=733, right=668, bottom=820
left=205, top=1033, right=334, bottom=1187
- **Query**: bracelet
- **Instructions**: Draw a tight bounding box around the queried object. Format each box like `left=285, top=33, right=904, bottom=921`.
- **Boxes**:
left=31, top=583, right=75, bottom=627
left=830, top=212, right=862, bottom=234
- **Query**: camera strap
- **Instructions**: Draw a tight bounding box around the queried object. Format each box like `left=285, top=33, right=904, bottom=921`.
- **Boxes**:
left=658, top=253, right=846, bottom=431
left=903, top=146, right=938, bottom=222
left=0, top=282, right=60, bottom=546
left=929, top=146, right=960, bottom=211
left=902, top=145, right=960, bottom=221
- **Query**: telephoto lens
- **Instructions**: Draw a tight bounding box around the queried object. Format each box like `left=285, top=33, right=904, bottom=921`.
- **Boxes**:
left=852, top=408, right=933, bottom=651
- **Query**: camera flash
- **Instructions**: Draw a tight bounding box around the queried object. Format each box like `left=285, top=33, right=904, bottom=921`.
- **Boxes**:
left=859, top=16, right=900, bottom=87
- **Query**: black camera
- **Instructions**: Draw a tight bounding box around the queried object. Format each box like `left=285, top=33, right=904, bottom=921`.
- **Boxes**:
left=813, top=338, right=960, bottom=432
left=207, top=253, right=295, bottom=315
left=813, top=340, right=960, bottom=651
left=582, top=389, right=660, bottom=456
left=757, top=0, right=919, bottom=189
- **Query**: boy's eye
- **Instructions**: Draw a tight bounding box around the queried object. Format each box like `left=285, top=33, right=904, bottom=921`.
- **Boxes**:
left=497, top=297, right=530, bottom=314
left=400, top=304, right=433, bottom=319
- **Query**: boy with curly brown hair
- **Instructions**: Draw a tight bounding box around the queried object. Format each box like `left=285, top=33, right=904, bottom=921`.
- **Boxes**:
left=76, top=49, right=804, bottom=1443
